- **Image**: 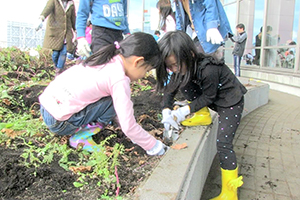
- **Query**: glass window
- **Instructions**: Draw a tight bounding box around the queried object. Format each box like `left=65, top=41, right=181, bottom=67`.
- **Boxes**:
left=128, top=0, right=143, bottom=32
left=252, top=0, right=265, bottom=65
left=292, top=0, right=299, bottom=42
left=144, top=0, right=159, bottom=34
left=263, top=0, right=297, bottom=69
left=128, top=0, right=159, bottom=34
left=223, top=3, right=237, bottom=65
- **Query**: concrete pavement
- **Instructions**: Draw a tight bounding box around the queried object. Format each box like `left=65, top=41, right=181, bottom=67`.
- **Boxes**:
left=201, top=89, right=300, bottom=200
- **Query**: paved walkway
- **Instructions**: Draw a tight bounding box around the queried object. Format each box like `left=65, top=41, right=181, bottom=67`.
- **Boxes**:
left=201, top=89, right=300, bottom=200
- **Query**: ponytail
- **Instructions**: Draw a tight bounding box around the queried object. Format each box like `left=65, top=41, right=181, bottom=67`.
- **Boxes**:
left=83, top=32, right=162, bottom=69
left=83, top=43, right=120, bottom=67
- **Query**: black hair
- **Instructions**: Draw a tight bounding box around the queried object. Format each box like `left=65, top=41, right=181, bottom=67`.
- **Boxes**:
left=155, top=30, right=161, bottom=35
left=83, top=32, right=162, bottom=70
left=236, top=23, right=245, bottom=30
left=267, top=25, right=273, bottom=32
left=157, top=0, right=175, bottom=32
left=156, top=31, right=199, bottom=93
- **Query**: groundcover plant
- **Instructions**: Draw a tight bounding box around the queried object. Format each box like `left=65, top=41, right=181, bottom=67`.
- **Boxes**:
left=0, top=47, right=178, bottom=199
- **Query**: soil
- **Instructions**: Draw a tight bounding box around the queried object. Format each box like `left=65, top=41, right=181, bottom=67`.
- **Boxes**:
left=0, top=63, right=182, bottom=200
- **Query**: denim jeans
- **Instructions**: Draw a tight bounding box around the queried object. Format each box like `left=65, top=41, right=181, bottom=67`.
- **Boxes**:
left=233, top=55, right=241, bottom=77
left=52, top=44, right=67, bottom=69
left=40, top=96, right=116, bottom=136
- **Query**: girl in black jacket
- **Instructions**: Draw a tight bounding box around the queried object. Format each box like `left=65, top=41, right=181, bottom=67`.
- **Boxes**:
left=156, top=31, right=247, bottom=200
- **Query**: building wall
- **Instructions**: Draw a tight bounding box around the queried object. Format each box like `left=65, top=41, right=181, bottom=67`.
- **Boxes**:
left=225, top=0, right=300, bottom=97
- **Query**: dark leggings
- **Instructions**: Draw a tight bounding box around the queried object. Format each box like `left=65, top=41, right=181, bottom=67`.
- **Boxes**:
left=210, top=97, right=244, bottom=170
left=179, top=83, right=244, bottom=170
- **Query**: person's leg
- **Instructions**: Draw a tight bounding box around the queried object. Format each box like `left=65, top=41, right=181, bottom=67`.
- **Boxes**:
left=210, top=98, right=244, bottom=200
left=233, top=55, right=240, bottom=76
left=52, top=50, right=59, bottom=67
left=67, top=96, right=116, bottom=130
left=91, top=26, right=123, bottom=53
left=40, top=96, right=116, bottom=136
left=237, top=56, right=242, bottom=76
left=57, top=44, right=67, bottom=69
left=68, top=96, right=116, bottom=152
left=41, top=96, right=116, bottom=152
left=216, top=99, right=244, bottom=170
left=55, top=44, right=67, bottom=75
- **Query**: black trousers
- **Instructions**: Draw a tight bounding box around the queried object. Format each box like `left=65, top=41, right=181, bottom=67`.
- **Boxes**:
left=180, top=82, right=244, bottom=170
left=210, top=97, right=244, bottom=170
left=91, top=25, right=123, bottom=53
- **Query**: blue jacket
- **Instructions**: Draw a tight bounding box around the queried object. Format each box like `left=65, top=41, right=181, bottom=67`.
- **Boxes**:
left=175, top=0, right=233, bottom=54
left=76, top=0, right=130, bottom=38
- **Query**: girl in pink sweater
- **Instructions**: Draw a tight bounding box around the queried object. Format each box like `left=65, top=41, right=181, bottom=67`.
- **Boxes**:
left=39, top=32, right=166, bottom=155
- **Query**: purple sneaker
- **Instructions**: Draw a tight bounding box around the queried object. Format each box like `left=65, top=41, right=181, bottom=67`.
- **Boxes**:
left=69, top=124, right=102, bottom=152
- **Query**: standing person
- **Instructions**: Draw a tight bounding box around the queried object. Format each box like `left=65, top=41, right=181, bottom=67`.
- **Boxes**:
left=35, top=0, right=76, bottom=76
left=254, top=27, right=262, bottom=65
left=157, top=0, right=176, bottom=35
left=264, top=25, right=277, bottom=67
left=156, top=31, right=246, bottom=199
left=174, top=0, right=233, bottom=59
left=76, top=0, right=130, bottom=58
left=230, top=23, right=247, bottom=77
left=39, top=32, right=166, bottom=156
left=153, top=30, right=161, bottom=41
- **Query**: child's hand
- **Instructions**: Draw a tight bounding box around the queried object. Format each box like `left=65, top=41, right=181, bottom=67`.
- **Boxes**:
left=161, top=108, right=179, bottom=130
left=146, top=140, right=168, bottom=156
left=206, top=28, right=223, bottom=44
left=171, top=105, right=190, bottom=124
left=77, top=37, right=91, bottom=58
left=35, top=19, right=43, bottom=31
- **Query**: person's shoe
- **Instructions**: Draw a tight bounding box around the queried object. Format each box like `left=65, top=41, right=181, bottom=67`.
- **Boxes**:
left=69, top=124, right=102, bottom=152
left=181, top=106, right=212, bottom=126
left=55, top=68, right=64, bottom=76
left=210, top=167, right=243, bottom=200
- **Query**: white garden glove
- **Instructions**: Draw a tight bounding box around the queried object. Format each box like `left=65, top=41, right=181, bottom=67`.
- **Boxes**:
left=35, top=19, right=43, bottom=31
left=161, top=108, right=179, bottom=130
left=146, top=140, right=167, bottom=156
left=171, top=105, right=190, bottom=124
left=206, top=28, right=223, bottom=44
left=77, top=37, right=91, bottom=58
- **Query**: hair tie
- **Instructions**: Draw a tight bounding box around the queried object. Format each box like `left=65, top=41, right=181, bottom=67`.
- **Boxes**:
left=114, top=41, right=120, bottom=49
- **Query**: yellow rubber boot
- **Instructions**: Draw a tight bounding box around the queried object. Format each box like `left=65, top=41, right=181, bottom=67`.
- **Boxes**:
left=181, top=106, right=212, bottom=126
left=210, top=167, right=243, bottom=200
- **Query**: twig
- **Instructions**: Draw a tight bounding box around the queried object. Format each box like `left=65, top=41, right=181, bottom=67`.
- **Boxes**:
left=29, top=102, right=40, bottom=112
left=16, top=66, right=23, bottom=80
left=115, top=165, right=120, bottom=198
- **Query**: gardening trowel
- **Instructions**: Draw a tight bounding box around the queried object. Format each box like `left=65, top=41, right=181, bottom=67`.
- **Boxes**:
left=163, top=125, right=179, bottom=142
left=162, top=100, right=189, bottom=142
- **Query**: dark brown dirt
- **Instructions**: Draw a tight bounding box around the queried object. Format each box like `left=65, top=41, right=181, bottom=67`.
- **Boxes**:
left=0, top=70, right=172, bottom=199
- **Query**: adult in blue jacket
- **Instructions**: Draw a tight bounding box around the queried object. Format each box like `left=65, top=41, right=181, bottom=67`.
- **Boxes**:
left=174, top=0, right=233, bottom=56
left=76, top=0, right=130, bottom=57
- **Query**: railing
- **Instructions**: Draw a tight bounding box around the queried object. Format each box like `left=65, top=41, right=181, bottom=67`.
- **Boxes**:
left=6, top=21, right=45, bottom=50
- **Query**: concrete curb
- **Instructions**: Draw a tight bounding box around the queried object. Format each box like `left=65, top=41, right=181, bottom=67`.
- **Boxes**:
left=132, top=77, right=270, bottom=200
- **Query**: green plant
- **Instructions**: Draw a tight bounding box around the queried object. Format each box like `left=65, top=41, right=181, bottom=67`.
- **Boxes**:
left=87, top=135, right=124, bottom=178
left=20, top=138, right=42, bottom=168
left=0, top=113, right=45, bottom=137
